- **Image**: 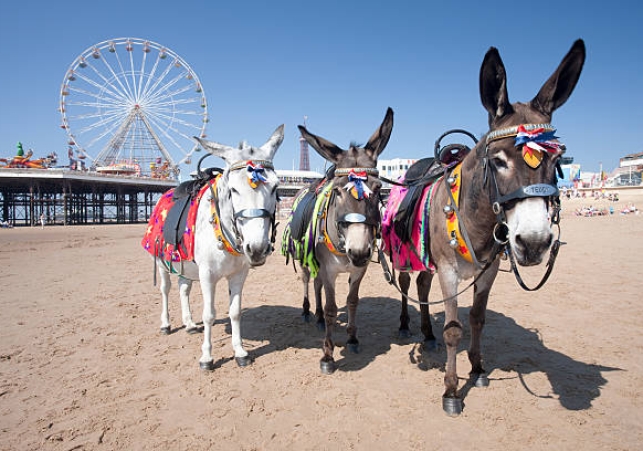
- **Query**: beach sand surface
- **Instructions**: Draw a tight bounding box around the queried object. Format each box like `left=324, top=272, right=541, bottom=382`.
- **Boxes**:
left=1, top=191, right=642, bottom=450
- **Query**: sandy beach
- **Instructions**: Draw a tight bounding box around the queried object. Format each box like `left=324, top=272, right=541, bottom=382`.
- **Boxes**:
left=1, top=190, right=642, bottom=450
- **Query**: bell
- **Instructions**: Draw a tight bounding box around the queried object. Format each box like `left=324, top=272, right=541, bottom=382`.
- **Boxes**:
left=448, top=238, right=459, bottom=249
left=447, top=176, right=456, bottom=186
left=217, top=241, right=224, bottom=250
left=443, top=204, right=454, bottom=216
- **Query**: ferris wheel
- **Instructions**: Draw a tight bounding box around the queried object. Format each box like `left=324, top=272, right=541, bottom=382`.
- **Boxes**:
left=59, top=37, right=209, bottom=178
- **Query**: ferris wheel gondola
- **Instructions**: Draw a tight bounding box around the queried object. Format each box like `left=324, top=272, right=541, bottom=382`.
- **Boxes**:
left=59, top=37, right=209, bottom=179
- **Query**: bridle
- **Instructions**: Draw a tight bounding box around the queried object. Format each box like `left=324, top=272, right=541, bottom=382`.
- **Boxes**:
left=479, top=123, right=564, bottom=290
left=207, top=158, right=278, bottom=256
left=321, top=167, right=382, bottom=255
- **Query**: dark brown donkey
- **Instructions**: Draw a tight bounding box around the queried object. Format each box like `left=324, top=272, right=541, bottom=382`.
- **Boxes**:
left=381, top=40, right=585, bottom=415
left=282, top=108, right=393, bottom=374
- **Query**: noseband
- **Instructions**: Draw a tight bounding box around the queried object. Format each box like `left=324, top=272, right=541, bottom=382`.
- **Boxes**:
left=210, top=159, right=277, bottom=255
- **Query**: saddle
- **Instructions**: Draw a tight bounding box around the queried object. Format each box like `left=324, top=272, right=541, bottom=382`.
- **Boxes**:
left=289, top=190, right=317, bottom=241
left=393, top=157, right=444, bottom=242
left=162, top=170, right=219, bottom=248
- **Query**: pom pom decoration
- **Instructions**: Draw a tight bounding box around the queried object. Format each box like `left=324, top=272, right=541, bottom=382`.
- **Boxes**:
left=343, top=170, right=372, bottom=200
left=514, top=125, right=564, bottom=169
left=246, top=161, right=268, bottom=188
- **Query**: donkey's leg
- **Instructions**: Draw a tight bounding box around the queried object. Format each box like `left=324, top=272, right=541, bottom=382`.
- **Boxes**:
left=319, top=270, right=339, bottom=374
left=398, top=271, right=412, bottom=338
left=198, top=272, right=218, bottom=371
left=468, top=262, right=499, bottom=388
left=313, top=276, right=325, bottom=330
left=346, top=267, right=367, bottom=353
left=158, top=265, right=172, bottom=335
left=439, top=268, right=464, bottom=416
left=228, top=268, right=251, bottom=367
left=300, top=265, right=313, bottom=322
left=417, top=270, right=437, bottom=350
left=177, top=276, right=199, bottom=334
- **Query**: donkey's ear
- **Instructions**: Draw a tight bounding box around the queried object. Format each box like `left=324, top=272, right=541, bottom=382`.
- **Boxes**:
left=298, top=125, right=344, bottom=164
left=530, top=39, right=586, bottom=117
left=480, top=47, right=513, bottom=126
left=259, top=124, right=285, bottom=160
left=194, top=137, right=237, bottom=164
left=364, top=107, right=394, bottom=157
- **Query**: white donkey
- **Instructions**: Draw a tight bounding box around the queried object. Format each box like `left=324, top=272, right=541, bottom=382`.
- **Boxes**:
left=142, top=125, right=283, bottom=370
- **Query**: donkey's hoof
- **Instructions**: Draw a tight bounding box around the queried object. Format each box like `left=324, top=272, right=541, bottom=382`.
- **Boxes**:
left=199, top=360, right=215, bottom=371
left=186, top=326, right=200, bottom=335
left=302, top=313, right=312, bottom=323
left=235, top=355, right=252, bottom=367
left=320, top=359, right=336, bottom=375
left=472, top=372, right=489, bottom=388
left=398, top=328, right=412, bottom=339
left=316, top=321, right=326, bottom=332
left=442, top=395, right=463, bottom=417
left=160, top=326, right=171, bottom=335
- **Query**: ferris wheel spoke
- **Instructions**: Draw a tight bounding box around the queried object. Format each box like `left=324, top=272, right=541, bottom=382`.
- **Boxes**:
left=111, top=48, right=136, bottom=103
left=141, top=71, right=187, bottom=106
left=81, top=59, right=132, bottom=104
left=66, top=85, right=126, bottom=109
left=70, top=70, right=130, bottom=106
left=140, top=52, right=162, bottom=100
left=137, top=48, right=149, bottom=101
left=127, top=45, right=139, bottom=100
left=96, top=55, right=136, bottom=103
left=144, top=84, right=194, bottom=108
left=146, top=114, right=193, bottom=156
left=148, top=110, right=204, bottom=132
left=77, top=110, right=129, bottom=137
left=139, top=59, right=175, bottom=104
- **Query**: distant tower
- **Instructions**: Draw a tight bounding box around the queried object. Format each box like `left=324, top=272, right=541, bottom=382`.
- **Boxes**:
left=299, top=115, right=310, bottom=171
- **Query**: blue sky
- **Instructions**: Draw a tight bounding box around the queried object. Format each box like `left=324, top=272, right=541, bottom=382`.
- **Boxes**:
left=1, top=1, right=641, bottom=176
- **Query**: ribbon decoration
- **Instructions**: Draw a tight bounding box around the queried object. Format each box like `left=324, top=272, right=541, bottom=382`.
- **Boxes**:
left=343, top=170, right=372, bottom=200
left=514, top=125, right=564, bottom=169
left=246, top=160, right=268, bottom=188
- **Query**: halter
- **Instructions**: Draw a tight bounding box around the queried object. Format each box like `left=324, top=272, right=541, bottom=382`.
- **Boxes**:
left=209, top=159, right=277, bottom=255
left=321, top=167, right=381, bottom=255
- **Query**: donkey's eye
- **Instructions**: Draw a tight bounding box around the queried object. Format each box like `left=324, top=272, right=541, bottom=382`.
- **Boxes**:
left=492, top=156, right=509, bottom=170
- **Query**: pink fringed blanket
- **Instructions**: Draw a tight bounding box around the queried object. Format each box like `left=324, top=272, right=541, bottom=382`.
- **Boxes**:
left=381, top=179, right=441, bottom=273
left=141, top=181, right=213, bottom=263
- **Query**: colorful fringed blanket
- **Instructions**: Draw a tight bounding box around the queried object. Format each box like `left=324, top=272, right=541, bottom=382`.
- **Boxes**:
left=281, top=182, right=333, bottom=278
left=381, top=178, right=441, bottom=273
left=141, top=179, right=214, bottom=264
